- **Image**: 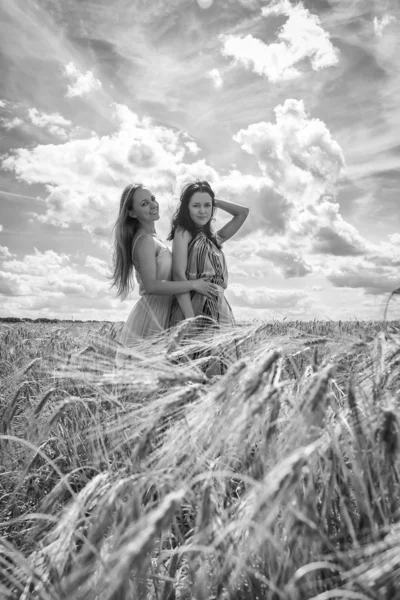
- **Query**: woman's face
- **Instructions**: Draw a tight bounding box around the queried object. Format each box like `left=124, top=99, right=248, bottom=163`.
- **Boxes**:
left=188, top=191, right=213, bottom=228
left=129, top=188, right=159, bottom=224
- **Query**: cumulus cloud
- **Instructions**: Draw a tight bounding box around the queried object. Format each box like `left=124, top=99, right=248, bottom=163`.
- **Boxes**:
left=228, top=98, right=355, bottom=265
left=256, top=246, right=312, bottom=278
left=185, top=141, right=201, bottom=155
left=229, top=265, right=249, bottom=278
left=315, top=231, right=400, bottom=297
left=221, top=0, right=339, bottom=82
left=226, top=230, right=313, bottom=280
left=0, top=271, right=24, bottom=296
left=3, top=249, right=70, bottom=276
left=313, top=226, right=366, bottom=256
left=229, top=263, right=268, bottom=278
left=0, top=117, right=23, bottom=130
left=233, top=99, right=345, bottom=206
left=2, top=97, right=347, bottom=256
left=64, top=62, right=102, bottom=98
left=0, top=245, right=14, bottom=260
left=1, top=94, right=379, bottom=304
left=85, top=255, right=110, bottom=277
left=1, top=103, right=224, bottom=244
left=364, top=237, right=400, bottom=268
left=224, top=236, right=260, bottom=261
left=373, top=14, right=396, bottom=37
left=1, top=249, right=108, bottom=297
left=2, top=104, right=197, bottom=235
left=388, top=233, right=400, bottom=245
left=0, top=245, right=140, bottom=319
left=326, top=262, right=400, bottom=295
left=28, top=108, right=72, bottom=138
left=216, top=171, right=291, bottom=237
left=228, top=283, right=307, bottom=309
left=207, top=68, right=223, bottom=89
left=292, top=198, right=367, bottom=257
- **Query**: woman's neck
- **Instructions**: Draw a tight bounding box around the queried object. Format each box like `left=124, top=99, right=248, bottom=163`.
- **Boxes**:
left=137, top=224, right=156, bottom=235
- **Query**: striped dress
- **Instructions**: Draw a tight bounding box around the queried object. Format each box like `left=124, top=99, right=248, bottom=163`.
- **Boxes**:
left=170, top=231, right=238, bottom=375
left=170, top=230, right=235, bottom=328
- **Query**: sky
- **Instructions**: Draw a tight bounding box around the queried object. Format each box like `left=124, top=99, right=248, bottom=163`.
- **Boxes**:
left=1, top=0, right=400, bottom=322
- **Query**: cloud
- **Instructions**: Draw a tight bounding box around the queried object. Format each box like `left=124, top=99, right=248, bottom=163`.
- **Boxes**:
left=373, top=14, right=396, bottom=37
left=313, top=227, right=365, bottom=256
left=0, top=271, right=24, bottom=296
left=0, top=245, right=14, bottom=260
left=226, top=101, right=351, bottom=273
left=256, top=246, right=312, bottom=278
left=1, top=103, right=222, bottom=242
left=3, top=249, right=70, bottom=276
left=314, top=230, right=400, bottom=297
left=64, top=62, right=102, bottom=98
left=221, top=0, right=339, bottom=82
left=216, top=171, right=292, bottom=236
left=207, top=68, right=223, bottom=89
left=326, top=262, right=400, bottom=295
left=229, top=263, right=268, bottom=278
left=185, top=141, right=201, bottom=155
left=365, top=237, right=400, bottom=268
left=233, top=99, right=345, bottom=206
left=2, top=96, right=347, bottom=255
left=224, top=236, right=260, bottom=261
left=28, top=108, right=72, bottom=139
left=0, top=248, right=117, bottom=311
left=228, top=283, right=307, bottom=309
left=1, top=104, right=190, bottom=234
left=229, top=265, right=249, bottom=278
left=196, top=0, right=215, bottom=8
left=0, top=244, right=142, bottom=320
left=85, top=255, right=109, bottom=277
left=292, top=198, right=368, bottom=257
left=0, top=117, right=23, bottom=130
left=388, top=233, right=400, bottom=245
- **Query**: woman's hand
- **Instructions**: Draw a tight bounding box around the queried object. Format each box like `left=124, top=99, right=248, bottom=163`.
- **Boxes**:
left=193, top=277, right=219, bottom=298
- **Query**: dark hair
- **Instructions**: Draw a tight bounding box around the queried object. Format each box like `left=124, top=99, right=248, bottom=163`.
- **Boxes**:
left=167, top=180, right=221, bottom=249
left=110, top=183, right=143, bottom=299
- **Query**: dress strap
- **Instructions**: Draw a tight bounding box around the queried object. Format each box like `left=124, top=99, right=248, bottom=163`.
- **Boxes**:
left=131, top=233, right=152, bottom=260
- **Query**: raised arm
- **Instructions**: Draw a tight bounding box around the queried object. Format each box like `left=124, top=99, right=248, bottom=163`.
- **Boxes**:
left=135, top=235, right=214, bottom=297
left=171, top=229, right=196, bottom=319
left=216, top=198, right=249, bottom=242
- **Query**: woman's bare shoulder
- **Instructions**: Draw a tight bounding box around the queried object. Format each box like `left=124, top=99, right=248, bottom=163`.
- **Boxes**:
left=175, top=227, right=192, bottom=242
left=132, top=233, right=156, bottom=258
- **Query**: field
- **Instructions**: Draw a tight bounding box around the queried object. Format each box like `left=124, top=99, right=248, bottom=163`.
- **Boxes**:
left=1, top=318, right=400, bottom=600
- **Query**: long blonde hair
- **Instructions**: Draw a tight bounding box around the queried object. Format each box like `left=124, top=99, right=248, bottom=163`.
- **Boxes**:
left=111, top=183, right=143, bottom=299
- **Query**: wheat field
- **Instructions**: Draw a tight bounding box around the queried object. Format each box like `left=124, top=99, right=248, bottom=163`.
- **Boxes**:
left=1, top=317, right=400, bottom=599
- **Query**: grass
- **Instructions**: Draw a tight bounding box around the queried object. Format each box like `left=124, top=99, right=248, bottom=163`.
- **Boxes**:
left=0, top=317, right=400, bottom=599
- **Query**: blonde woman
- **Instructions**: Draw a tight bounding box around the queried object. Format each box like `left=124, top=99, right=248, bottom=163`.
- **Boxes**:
left=111, top=184, right=219, bottom=346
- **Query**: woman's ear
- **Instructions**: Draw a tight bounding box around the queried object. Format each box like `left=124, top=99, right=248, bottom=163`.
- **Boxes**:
left=128, top=209, right=136, bottom=218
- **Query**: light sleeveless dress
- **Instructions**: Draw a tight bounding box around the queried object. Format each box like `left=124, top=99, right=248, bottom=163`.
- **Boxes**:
left=119, top=234, right=173, bottom=346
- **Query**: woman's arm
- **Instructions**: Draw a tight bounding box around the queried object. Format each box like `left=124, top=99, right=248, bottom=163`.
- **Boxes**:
left=171, top=229, right=196, bottom=319
left=135, top=235, right=211, bottom=297
left=215, top=198, right=249, bottom=242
